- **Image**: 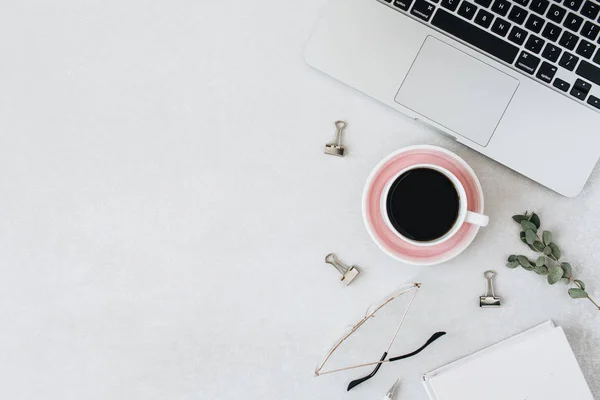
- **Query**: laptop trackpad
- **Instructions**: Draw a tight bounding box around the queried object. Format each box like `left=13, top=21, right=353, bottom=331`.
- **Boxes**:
left=395, top=37, right=519, bottom=146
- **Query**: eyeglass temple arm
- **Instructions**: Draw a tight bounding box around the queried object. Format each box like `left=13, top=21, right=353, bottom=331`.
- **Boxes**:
left=389, top=331, right=446, bottom=362
left=346, top=331, right=447, bottom=391
left=346, top=352, right=387, bottom=391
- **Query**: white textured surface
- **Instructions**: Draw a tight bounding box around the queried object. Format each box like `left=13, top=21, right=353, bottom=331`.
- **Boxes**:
left=0, top=1, right=598, bottom=399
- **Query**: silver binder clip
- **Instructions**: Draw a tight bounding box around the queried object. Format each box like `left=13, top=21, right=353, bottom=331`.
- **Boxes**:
left=480, top=270, right=501, bottom=308
left=325, top=253, right=360, bottom=285
left=324, top=121, right=347, bottom=157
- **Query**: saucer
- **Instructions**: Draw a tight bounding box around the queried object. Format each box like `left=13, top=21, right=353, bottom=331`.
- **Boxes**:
left=362, top=145, right=485, bottom=266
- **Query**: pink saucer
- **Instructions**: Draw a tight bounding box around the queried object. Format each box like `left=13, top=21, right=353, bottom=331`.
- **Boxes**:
left=362, top=145, right=485, bottom=265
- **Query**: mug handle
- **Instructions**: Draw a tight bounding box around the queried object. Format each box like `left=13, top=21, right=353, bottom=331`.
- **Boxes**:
left=465, top=211, right=489, bottom=227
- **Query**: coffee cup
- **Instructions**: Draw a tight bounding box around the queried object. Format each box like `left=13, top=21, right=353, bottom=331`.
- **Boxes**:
left=380, top=163, right=488, bottom=247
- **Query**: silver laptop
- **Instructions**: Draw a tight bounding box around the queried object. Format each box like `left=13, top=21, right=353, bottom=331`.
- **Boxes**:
left=305, top=0, right=600, bottom=196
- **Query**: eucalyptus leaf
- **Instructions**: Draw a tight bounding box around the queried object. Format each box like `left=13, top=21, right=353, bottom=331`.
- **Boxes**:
left=512, top=215, right=528, bottom=223
left=561, top=262, right=572, bottom=278
left=575, top=280, right=586, bottom=290
left=525, top=230, right=537, bottom=245
left=548, top=266, right=564, bottom=285
left=534, top=266, right=549, bottom=275
left=509, top=211, right=597, bottom=310
left=542, top=231, right=552, bottom=246
left=536, top=256, right=546, bottom=267
left=521, top=220, right=538, bottom=232
left=517, top=255, right=531, bottom=268
left=568, top=288, right=589, bottom=299
left=530, top=213, right=541, bottom=229
left=549, top=243, right=561, bottom=259
left=520, top=231, right=527, bottom=244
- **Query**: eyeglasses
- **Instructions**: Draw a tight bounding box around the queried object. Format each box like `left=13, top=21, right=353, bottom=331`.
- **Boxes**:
left=314, top=283, right=446, bottom=391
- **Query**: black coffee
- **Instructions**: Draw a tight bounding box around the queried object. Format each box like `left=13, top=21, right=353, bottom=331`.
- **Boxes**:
left=386, top=168, right=460, bottom=242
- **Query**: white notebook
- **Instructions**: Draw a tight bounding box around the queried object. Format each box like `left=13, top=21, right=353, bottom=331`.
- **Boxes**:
left=423, top=321, right=594, bottom=400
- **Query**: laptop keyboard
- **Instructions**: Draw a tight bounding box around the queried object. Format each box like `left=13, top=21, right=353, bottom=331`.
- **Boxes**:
left=378, top=0, right=600, bottom=111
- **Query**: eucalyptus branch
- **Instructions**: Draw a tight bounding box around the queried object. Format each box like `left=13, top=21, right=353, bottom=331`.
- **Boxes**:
left=506, top=212, right=599, bottom=311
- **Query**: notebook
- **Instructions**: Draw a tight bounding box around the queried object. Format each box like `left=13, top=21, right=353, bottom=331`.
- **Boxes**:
left=423, top=321, right=594, bottom=400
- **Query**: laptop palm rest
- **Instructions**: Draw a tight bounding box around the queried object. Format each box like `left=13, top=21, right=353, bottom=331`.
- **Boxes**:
left=395, top=36, right=519, bottom=146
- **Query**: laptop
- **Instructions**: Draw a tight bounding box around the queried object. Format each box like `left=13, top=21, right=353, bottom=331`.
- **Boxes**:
left=305, top=0, right=600, bottom=197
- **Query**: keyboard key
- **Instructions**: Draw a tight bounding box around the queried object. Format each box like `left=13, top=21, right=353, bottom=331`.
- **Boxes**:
left=542, top=42, right=563, bottom=60
left=475, top=0, right=492, bottom=6
left=559, top=30, right=579, bottom=49
left=525, top=35, right=546, bottom=52
left=563, top=0, right=583, bottom=11
left=581, top=1, right=600, bottom=19
left=594, top=48, right=600, bottom=63
left=491, top=17, right=512, bottom=35
left=431, top=9, right=520, bottom=63
left=525, top=14, right=545, bottom=32
left=516, top=50, right=541, bottom=73
left=394, top=0, right=414, bottom=10
left=508, top=5, right=529, bottom=23
left=536, top=61, right=558, bottom=81
left=576, top=59, right=600, bottom=84
left=574, top=78, right=593, bottom=92
left=553, top=77, right=571, bottom=91
left=411, top=0, right=437, bottom=21
left=576, top=38, right=597, bottom=58
left=564, top=12, right=584, bottom=31
left=513, top=0, right=530, bottom=5
left=581, top=21, right=600, bottom=40
left=441, top=0, right=460, bottom=11
left=508, top=25, right=529, bottom=43
left=491, top=0, right=511, bottom=15
left=559, top=51, right=580, bottom=69
left=542, top=22, right=563, bottom=40
left=570, top=86, right=588, bottom=99
left=546, top=4, right=567, bottom=22
left=475, top=9, right=495, bottom=26
left=588, top=95, right=600, bottom=109
left=458, top=1, right=479, bottom=19
left=530, top=0, right=550, bottom=14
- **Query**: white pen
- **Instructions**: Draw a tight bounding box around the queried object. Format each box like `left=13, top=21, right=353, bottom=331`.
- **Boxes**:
left=384, top=379, right=400, bottom=400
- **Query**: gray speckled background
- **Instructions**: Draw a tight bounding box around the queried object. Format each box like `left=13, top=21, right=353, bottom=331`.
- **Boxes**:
left=0, top=1, right=598, bottom=399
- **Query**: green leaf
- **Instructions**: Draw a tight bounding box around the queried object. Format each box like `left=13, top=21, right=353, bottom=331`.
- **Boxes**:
left=536, top=256, right=546, bottom=267
left=519, top=232, right=536, bottom=251
left=542, top=231, right=552, bottom=246
left=533, top=241, right=545, bottom=252
left=568, top=288, right=589, bottom=299
left=530, top=213, right=541, bottom=229
left=534, top=266, right=549, bottom=275
left=512, top=215, right=529, bottom=223
left=508, top=255, right=517, bottom=262
left=506, top=260, right=520, bottom=269
left=548, top=266, right=564, bottom=285
left=525, top=229, right=537, bottom=244
left=561, top=277, right=571, bottom=284
left=517, top=255, right=531, bottom=268
left=549, top=243, right=561, bottom=259
left=561, top=262, right=572, bottom=277
left=574, top=280, right=586, bottom=290
left=521, top=220, right=538, bottom=232
left=543, top=246, right=552, bottom=255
